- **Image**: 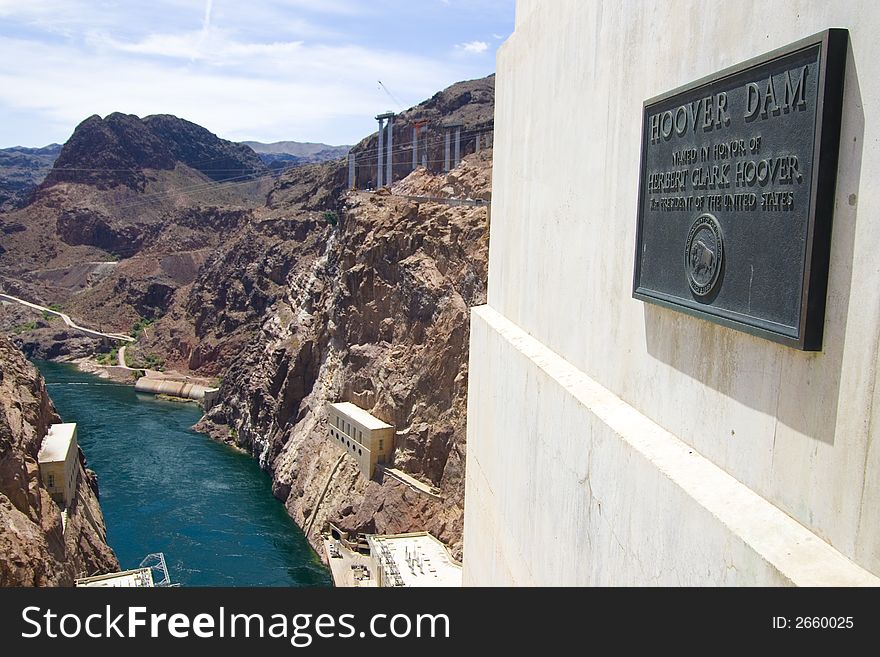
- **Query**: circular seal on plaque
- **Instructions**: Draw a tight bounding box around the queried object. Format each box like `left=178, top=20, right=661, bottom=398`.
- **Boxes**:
left=684, top=213, right=723, bottom=297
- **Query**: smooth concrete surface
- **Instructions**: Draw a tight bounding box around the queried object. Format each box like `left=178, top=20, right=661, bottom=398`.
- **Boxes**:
left=464, top=0, right=880, bottom=583
left=463, top=307, right=880, bottom=586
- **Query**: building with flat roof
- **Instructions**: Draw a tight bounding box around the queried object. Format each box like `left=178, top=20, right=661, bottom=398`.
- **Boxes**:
left=38, top=423, right=79, bottom=507
left=366, top=532, right=462, bottom=587
left=75, top=568, right=154, bottom=587
left=327, top=402, right=394, bottom=478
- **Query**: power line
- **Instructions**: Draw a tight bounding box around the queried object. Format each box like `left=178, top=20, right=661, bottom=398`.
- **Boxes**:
left=38, top=125, right=494, bottom=212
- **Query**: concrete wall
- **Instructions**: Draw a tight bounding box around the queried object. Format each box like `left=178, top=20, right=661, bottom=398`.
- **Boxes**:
left=464, top=0, right=880, bottom=585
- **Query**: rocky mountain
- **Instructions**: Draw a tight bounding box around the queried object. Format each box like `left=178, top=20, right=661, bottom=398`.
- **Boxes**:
left=1, top=74, right=495, bottom=562
left=44, top=113, right=266, bottom=191
left=0, top=144, right=61, bottom=212
left=0, top=335, right=118, bottom=585
left=0, top=112, right=273, bottom=342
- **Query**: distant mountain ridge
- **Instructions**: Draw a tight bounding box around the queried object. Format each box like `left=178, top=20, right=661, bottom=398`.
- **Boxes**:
left=0, top=144, right=62, bottom=211
left=242, top=140, right=350, bottom=158
left=242, top=140, right=350, bottom=172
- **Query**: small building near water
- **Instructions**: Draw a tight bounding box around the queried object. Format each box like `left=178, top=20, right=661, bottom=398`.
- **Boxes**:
left=75, top=552, right=174, bottom=587
left=366, top=533, right=462, bottom=587
left=323, top=527, right=462, bottom=588
left=38, top=423, right=79, bottom=507
left=75, top=568, right=155, bottom=588
left=327, top=402, right=394, bottom=478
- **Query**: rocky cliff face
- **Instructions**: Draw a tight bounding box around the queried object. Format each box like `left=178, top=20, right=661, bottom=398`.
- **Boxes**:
left=199, top=151, right=492, bottom=558
left=2, top=74, right=495, bottom=562
left=135, top=160, right=348, bottom=375
left=0, top=335, right=118, bottom=585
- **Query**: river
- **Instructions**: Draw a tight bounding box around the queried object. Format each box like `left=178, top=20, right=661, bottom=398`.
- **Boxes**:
left=36, top=361, right=331, bottom=587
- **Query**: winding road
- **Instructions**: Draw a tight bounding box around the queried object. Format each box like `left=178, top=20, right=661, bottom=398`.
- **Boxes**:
left=0, top=292, right=135, bottom=343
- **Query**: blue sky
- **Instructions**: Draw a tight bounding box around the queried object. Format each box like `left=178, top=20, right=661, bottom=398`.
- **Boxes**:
left=0, top=0, right=515, bottom=147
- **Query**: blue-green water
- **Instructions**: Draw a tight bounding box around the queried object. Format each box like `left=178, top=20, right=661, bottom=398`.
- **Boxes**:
left=35, top=361, right=331, bottom=588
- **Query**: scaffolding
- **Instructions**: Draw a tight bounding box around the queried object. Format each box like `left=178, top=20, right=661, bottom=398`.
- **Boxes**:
left=139, top=552, right=176, bottom=586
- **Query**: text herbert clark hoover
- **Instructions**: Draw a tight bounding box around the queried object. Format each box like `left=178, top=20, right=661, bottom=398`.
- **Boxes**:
left=645, top=64, right=809, bottom=213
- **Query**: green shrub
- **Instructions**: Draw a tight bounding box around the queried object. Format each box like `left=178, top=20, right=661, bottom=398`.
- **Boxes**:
left=130, top=317, right=155, bottom=338
left=95, top=347, right=118, bottom=366
left=129, top=352, right=165, bottom=371
left=323, top=211, right=338, bottom=226
left=13, top=321, right=38, bottom=334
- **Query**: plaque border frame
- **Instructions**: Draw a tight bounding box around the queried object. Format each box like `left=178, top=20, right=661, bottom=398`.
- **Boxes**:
left=632, top=28, right=849, bottom=351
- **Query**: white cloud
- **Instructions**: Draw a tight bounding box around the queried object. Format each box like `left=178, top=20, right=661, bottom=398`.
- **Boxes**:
left=457, top=40, right=489, bottom=54
left=0, top=0, right=508, bottom=145
left=0, top=32, right=474, bottom=145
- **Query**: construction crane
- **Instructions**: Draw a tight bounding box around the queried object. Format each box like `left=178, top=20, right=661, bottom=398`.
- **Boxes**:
left=378, top=80, right=404, bottom=112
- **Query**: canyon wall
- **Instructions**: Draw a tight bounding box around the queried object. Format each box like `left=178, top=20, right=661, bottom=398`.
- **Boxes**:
left=0, top=335, right=118, bottom=585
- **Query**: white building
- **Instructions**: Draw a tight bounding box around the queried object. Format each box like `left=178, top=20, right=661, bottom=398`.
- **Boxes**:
left=327, top=402, right=394, bottom=478
left=367, top=533, right=462, bottom=588
left=463, top=0, right=880, bottom=585
left=38, top=423, right=79, bottom=507
left=75, top=569, right=155, bottom=587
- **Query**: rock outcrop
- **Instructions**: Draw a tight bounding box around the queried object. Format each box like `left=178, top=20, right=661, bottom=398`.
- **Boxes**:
left=199, top=151, right=492, bottom=558
left=43, top=113, right=266, bottom=191
left=0, top=335, right=118, bottom=586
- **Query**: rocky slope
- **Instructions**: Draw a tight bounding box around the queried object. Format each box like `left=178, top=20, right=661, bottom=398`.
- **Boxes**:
left=133, top=159, right=348, bottom=375
left=0, top=113, right=273, bottom=348
left=0, top=335, right=118, bottom=585
left=199, top=150, right=492, bottom=558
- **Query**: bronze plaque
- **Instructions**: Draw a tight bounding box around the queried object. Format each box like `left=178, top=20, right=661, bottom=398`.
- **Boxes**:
left=633, top=30, right=848, bottom=350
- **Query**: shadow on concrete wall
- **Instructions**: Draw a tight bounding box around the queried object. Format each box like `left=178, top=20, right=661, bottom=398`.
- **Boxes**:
left=642, top=44, right=865, bottom=447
